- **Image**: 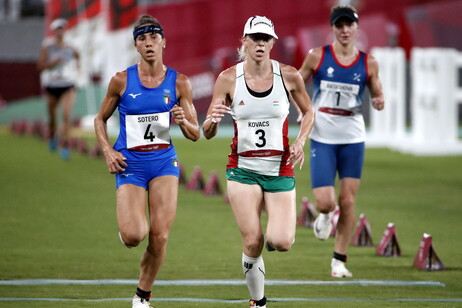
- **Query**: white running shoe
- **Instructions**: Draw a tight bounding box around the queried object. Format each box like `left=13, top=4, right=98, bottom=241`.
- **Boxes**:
left=313, top=211, right=334, bottom=240
left=249, top=299, right=266, bottom=308
left=132, top=296, right=152, bottom=307
left=331, top=258, right=353, bottom=278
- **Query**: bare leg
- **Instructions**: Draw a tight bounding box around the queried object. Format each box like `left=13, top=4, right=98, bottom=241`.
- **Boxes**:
left=335, top=177, right=360, bottom=254
left=46, top=94, right=59, bottom=142
left=312, top=186, right=336, bottom=214
left=227, top=180, right=264, bottom=257
left=138, top=175, right=178, bottom=291
left=116, top=184, right=149, bottom=248
left=59, top=88, right=76, bottom=147
left=264, top=189, right=296, bottom=252
left=227, top=180, right=265, bottom=303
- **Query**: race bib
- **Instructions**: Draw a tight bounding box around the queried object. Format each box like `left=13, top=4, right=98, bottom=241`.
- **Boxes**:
left=126, top=112, right=171, bottom=151
left=320, top=80, right=360, bottom=109
left=236, top=118, right=284, bottom=157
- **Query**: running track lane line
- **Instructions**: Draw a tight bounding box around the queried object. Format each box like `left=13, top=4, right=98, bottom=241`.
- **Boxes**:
left=0, top=279, right=446, bottom=287
left=0, top=297, right=461, bottom=303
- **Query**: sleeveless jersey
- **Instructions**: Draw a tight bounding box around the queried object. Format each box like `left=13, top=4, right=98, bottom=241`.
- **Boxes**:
left=113, top=64, right=177, bottom=161
left=227, top=60, right=293, bottom=177
left=310, top=45, right=369, bottom=144
left=40, top=38, right=78, bottom=88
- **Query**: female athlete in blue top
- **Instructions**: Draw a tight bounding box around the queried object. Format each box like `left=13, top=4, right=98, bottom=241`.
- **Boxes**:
left=94, top=15, right=200, bottom=308
left=298, top=5, right=384, bottom=278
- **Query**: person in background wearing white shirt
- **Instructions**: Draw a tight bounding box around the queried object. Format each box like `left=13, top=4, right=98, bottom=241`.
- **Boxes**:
left=37, top=18, right=80, bottom=160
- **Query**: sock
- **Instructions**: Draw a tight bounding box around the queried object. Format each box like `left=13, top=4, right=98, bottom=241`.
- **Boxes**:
left=242, top=252, right=265, bottom=302
left=136, top=287, right=151, bottom=301
left=333, top=251, right=347, bottom=262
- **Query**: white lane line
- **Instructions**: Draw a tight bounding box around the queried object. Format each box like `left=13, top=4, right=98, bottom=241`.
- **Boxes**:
left=0, top=279, right=446, bottom=287
left=0, top=297, right=461, bottom=303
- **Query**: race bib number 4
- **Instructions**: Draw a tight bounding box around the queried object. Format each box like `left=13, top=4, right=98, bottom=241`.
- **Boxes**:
left=126, top=112, right=171, bottom=151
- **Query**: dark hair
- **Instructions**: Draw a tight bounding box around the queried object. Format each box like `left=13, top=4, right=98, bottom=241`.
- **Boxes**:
left=330, top=5, right=357, bottom=15
left=133, top=15, right=162, bottom=31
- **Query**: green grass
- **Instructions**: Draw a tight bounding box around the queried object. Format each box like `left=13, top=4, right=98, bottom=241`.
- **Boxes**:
left=0, top=127, right=462, bottom=307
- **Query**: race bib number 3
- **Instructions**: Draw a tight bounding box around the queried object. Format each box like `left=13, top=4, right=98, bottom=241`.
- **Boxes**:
left=126, top=112, right=171, bottom=151
left=236, top=118, right=284, bottom=156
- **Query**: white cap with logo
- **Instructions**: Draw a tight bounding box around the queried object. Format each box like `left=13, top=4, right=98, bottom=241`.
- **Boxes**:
left=50, top=18, right=67, bottom=30
left=243, top=16, right=278, bottom=39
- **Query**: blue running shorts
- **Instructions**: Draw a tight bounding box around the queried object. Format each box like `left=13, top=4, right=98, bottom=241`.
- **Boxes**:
left=115, top=155, right=180, bottom=190
left=310, top=140, right=365, bottom=188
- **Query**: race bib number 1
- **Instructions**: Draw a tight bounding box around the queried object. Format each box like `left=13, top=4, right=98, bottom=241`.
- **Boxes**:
left=126, top=112, right=171, bottom=151
left=320, top=80, right=360, bottom=109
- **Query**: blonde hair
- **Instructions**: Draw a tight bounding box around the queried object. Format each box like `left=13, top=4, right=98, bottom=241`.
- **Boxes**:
left=237, top=44, right=247, bottom=61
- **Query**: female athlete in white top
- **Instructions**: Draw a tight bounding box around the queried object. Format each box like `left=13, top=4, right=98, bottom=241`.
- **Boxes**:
left=202, top=16, right=314, bottom=308
left=37, top=18, right=80, bottom=159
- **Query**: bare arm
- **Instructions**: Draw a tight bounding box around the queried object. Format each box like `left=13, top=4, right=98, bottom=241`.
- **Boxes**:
left=367, top=55, right=385, bottom=111
left=298, top=47, right=323, bottom=82
left=281, top=64, right=315, bottom=169
left=94, top=71, right=128, bottom=174
left=172, top=73, right=200, bottom=141
left=202, top=68, right=234, bottom=139
left=36, top=45, right=61, bottom=72
left=292, top=47, right=323, bottom=122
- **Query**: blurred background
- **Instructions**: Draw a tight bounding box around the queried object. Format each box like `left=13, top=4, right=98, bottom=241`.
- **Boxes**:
left=0, top=0, right=461, bottom=154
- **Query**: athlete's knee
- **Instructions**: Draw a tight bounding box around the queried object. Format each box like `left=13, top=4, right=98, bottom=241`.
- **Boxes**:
left=243, top=234, right=264, bottom=255
left=315, top=197, right=336, bottom=213
left=146, top=231, right=170, bottom=256
left=118, top=230, right=146, bottom=248
left=338, top=194, right=356, bottom=210
left=267, top=236, right=294, bottom=252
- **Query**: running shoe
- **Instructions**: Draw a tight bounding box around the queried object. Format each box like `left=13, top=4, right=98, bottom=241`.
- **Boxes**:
left=132, top=296, right=152, bottom=307
left=331, top=258, right=353, bottom=278
left=249, top=299, right=266, bottom=308
left=313, top=211, right=334, bottom=240
left=59, top=147, right=70, bottom=160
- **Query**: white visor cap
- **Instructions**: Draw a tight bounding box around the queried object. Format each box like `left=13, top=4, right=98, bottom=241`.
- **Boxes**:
left=243, top=15, right=278, bottom=39
left=50, top=18, right=67, bottom=30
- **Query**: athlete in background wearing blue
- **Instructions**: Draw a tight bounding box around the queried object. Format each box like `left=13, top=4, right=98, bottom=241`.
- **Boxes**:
left=94, top=15, right=200, bottom=308
left=298, top=5, right=384, bottom=278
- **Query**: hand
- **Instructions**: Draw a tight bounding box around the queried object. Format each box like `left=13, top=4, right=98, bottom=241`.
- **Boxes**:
left=288, top=140, right=305, bottom=170
left=372, top=96, right=384, bottom=111
left=103, top=148, right=128, bottom=174
left=209, top=103, right=230, bottom=124
left=171, top=104, right=186, bottom=125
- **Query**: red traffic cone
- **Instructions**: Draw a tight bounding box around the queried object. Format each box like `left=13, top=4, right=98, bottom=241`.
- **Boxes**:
left=413, top=233, right=445, bottom=271
left=352, top=214, right=373, bottom=246
left=203, top=171, right=222, bottom=196
left=186, top=166, right=205, bottom=191
left=376, top=223, right=401, bottom=256
left=78, top=138, right=89, bottom=154
left=297, top=197, right=318, bottom=228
